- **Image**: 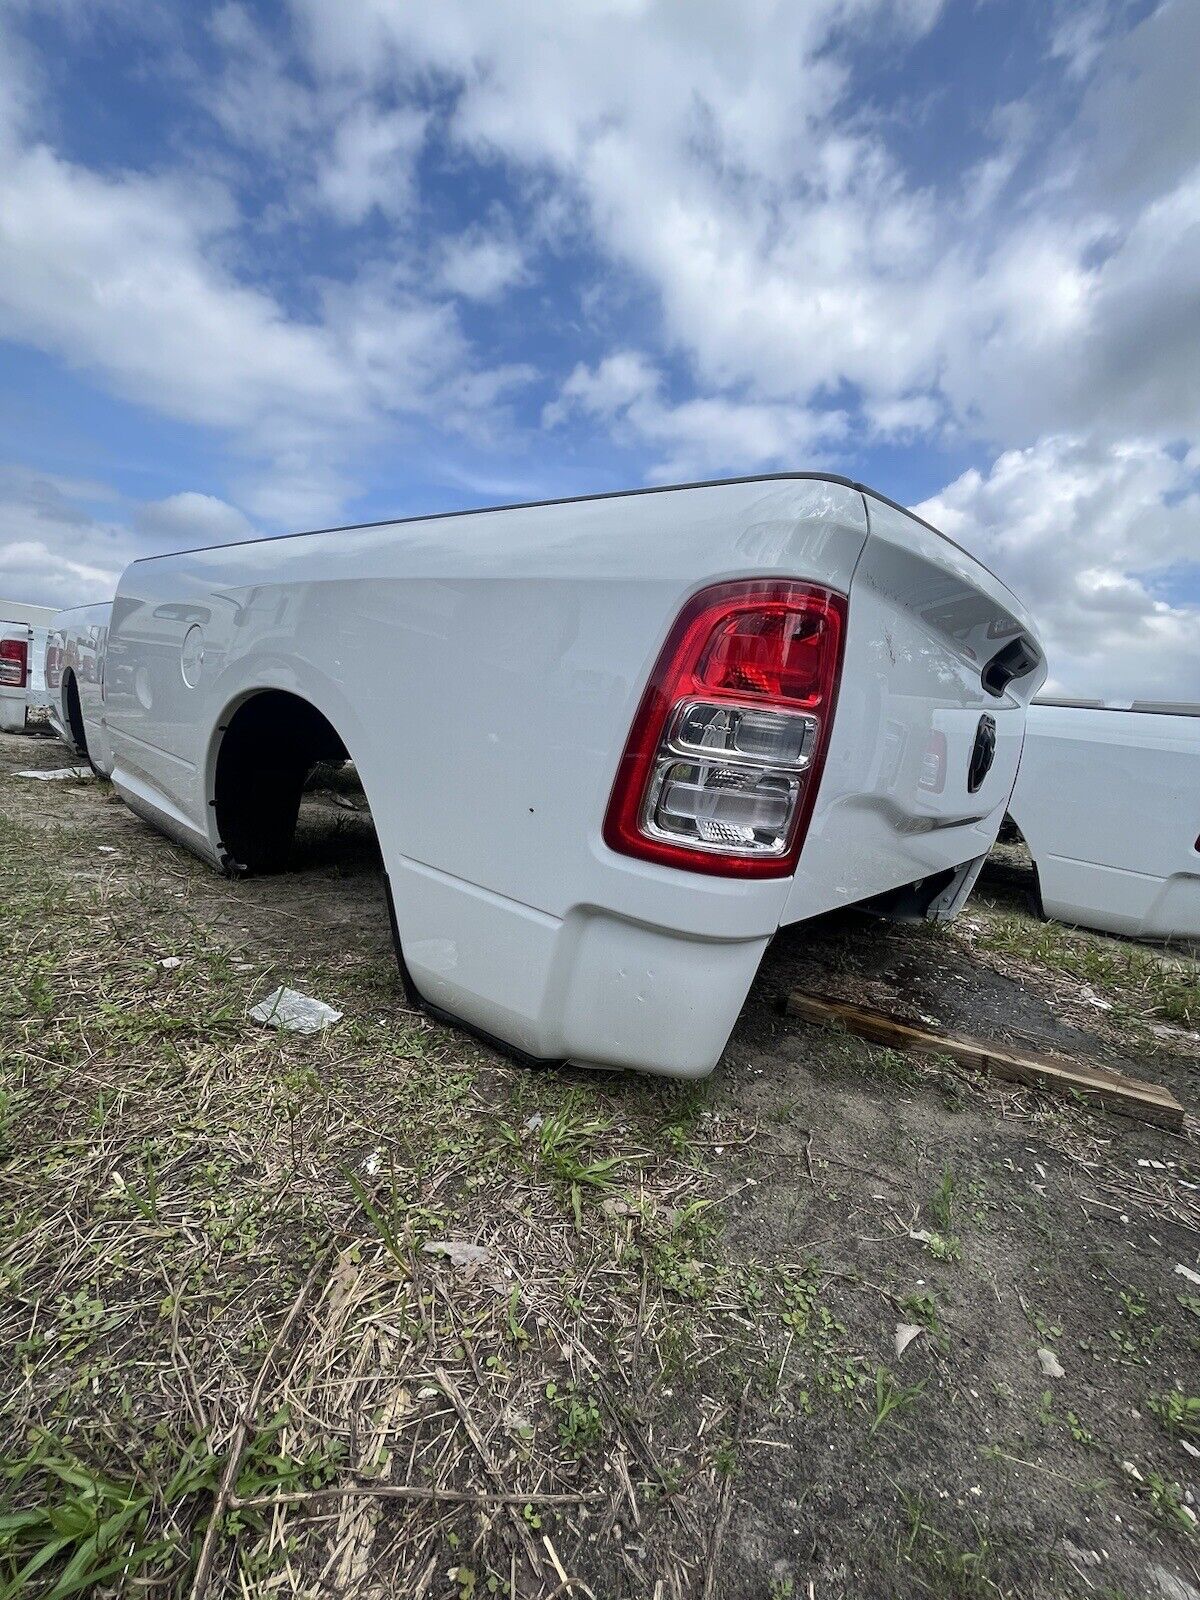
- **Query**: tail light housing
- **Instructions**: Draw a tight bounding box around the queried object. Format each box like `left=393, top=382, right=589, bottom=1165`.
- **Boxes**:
left=0, top=637, right=28, bottom=689
left=604, top=580, right=847, bottom=877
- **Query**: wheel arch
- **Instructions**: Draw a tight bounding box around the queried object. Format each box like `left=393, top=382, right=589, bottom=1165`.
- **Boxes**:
left=62, top=667, right=90, bottom=759
left=204, top=673, right=373, bottom=875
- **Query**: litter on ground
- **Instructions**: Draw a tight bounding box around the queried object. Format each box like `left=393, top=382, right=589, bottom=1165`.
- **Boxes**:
left=1038, top=1346, right=1066, bottom=1379
left=423, top=1240, right=492, bottom=1270
left=248, top=985, right=343, bottom=1033
left=13, top=766, right=93, bottom=781
left=894, top=1323, right=923, bottom=1359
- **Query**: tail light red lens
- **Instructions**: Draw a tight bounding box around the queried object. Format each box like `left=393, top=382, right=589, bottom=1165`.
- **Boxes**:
left=698, top=607, right=832, bottom=704
left=0, top=637, right=28, bottom=689
left=604, top=580, right=847, bottom=877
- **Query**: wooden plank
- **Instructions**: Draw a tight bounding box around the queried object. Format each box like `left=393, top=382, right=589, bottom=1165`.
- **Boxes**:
left=785, top=990, right=1185, bottom=1131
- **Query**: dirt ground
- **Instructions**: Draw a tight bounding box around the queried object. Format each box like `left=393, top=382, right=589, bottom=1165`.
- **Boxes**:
left=2, top=725, right=1198, bottom=1600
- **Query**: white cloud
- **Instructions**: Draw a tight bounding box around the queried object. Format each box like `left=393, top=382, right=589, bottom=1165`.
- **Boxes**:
left=134, top=492, right=256, bottom=548
left=0, top=144, right=359, bottom=435
left=440, top=231, right=526, bottom=302
left=1048, top=2, right=1112, bottom=80
left=0, top=469, right=261, bottom=606
left=204, top=2, right=316, bottom=158
left=548, top=352, right=845, bottom=481
left=317, top=104, right=428, bottom=224
left=0, top=114, right=531, bottom=526
left=0, top=468, right=132, bottom=605
left=865, top=395, right=942, bottom=440
left=917, top=437, right=1200, bottom=699
left=278, top=0, right=1198, bottom=457
left=547, top=351, right=660, bottom=422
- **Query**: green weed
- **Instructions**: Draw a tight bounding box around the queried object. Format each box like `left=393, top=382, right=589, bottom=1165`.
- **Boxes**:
left=544, top=1383, right=603, bottom=1458
left=869, top=1367, right=926, bottom=1437
left=1148, top=1391, right=1200, bottom=1439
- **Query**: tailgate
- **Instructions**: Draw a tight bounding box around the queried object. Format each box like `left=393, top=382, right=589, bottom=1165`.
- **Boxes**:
left=781, top=492, right=1045, bottom=924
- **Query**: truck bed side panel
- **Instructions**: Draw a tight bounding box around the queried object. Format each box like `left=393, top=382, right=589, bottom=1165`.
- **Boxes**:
left=105, top=481, right=870, bottom=1072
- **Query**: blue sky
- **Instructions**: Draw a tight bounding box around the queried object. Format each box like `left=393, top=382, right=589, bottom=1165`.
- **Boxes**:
left=0, top=0, right=1197, bottom=696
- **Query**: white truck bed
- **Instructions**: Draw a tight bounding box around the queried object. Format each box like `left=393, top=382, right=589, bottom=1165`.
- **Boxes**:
left=1008, top=699, right=1200, bottom=941
left=46, top=601, right=114, bottom=774
left=0, top=603, right=55, bottom=733
left=76, top=474, right=1045, bottom=1075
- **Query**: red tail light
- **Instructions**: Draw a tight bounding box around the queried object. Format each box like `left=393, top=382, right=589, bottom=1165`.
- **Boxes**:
left=604, top=580, right=847, bottom=877
left=0, top=637, right=28, bottom=689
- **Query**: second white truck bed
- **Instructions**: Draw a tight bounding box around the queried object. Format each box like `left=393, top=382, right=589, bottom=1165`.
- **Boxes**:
left=1008, top=700, right=1200, bottom=941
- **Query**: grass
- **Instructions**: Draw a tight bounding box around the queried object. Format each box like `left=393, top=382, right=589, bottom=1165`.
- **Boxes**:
left=3, top=754, right=1200, bottom=1598
left=1148, top=1391, right=1200, bottom=1438
left=0, top=801, right=729, bottom=1592
left=544, top=1384, right=604, bottom=1458
left=0, top=1420, right=342, bottom=1599
left=970, top=909, right=1199, bottom=1028
left=501, top=1094, right=635, bottom=1227
left=868, top=1367, right=926, bottom=1438
left=897, top=1492, right=1003, bottom=1598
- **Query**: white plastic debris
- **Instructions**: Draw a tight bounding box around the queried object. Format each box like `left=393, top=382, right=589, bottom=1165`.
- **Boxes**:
left=1038, top=1347, right=1065, bottom=1379
left=14, top=765, right=92, bottom=780
left=362, top=1148, right=383, bottom=1176
left=423, top=1239, right=491, bottom=1269
left=249, top=986, right=342, bottom=1033
left=158, top=956, right=183, bottom=970
left=894, top=1323, right=923, bottom=1360
left=97, top=845, right=118, bottom=854
left=1174, top=1264, right=1200, bottom=1287
left=523, top=1113, right=545, bottom=1132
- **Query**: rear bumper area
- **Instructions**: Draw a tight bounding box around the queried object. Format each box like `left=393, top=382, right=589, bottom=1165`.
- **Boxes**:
left=389, top=853, right=770, bottom=1077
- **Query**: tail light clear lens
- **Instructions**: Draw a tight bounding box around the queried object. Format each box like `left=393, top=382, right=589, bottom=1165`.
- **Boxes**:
left=0, top=638, right=28, bottom=688
left=604, top=580, right=847, bottom=877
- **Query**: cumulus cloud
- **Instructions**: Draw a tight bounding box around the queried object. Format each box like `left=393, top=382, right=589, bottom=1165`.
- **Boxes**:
left=273, top=0, right=1200, bottom=474
left=134, top=492, right=256, bottom=548
left=317, top=104, right=428, bottom=224
left=917, top=437, right=1200, bottom=699
left=0, top=468, right=133, bottom=606
left=0, top=469, right=259, bottom=607
left=0, top=132, right=530, bottom=519
left=0, top=11, right=534, bottom=527
left=440, top=231, right=526, bottom=302
left=548, top=353, right=846, bottom=481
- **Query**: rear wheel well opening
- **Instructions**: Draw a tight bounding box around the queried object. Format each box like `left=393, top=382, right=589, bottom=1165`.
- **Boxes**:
left=213, top=690, right=351, bottom=875
left=63, top=671, right=89, bottom=757
left=996, top=812, right=1025, bottom=846
left=987, top=811, right=1046, bottom=918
